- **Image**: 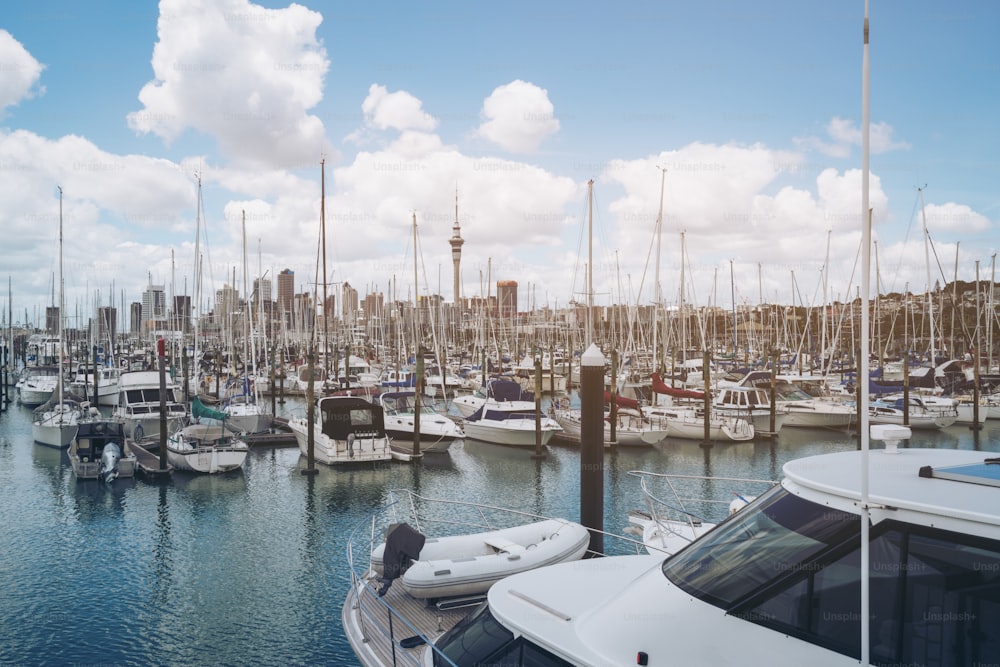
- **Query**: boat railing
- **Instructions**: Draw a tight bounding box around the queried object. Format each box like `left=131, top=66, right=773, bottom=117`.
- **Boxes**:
left=345, top=489, right=649, bottom=666
left=627, top=470, right=778, bottom=537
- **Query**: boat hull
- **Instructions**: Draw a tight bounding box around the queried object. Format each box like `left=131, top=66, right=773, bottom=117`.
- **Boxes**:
left=462, top=418, right=561, bottom=446
left=288, top=420, right=392, bottom=464
left=225, top=412, right=272, bottom=434
left=32, top=420, right=79, bottom=448
left=166, top=423, right=249, bottom=473
left=553, top=409, right=668, bottom=446
left=19, top=387, right=55, bottom=408
left=166, top=446, right=248, bottom=473
left=781, top=402, right=856, bottom=428
left=372, top=518, right=590, bottom=599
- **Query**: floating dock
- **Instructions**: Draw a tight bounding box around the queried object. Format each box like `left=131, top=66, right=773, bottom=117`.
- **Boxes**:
left=129, top=440, right=173, bottom=480
left=244, top=417, right=297, bottom=447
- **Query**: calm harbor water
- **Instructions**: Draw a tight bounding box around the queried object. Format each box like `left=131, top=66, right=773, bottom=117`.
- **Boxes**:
left=2, top=395, right=1000, bottom=667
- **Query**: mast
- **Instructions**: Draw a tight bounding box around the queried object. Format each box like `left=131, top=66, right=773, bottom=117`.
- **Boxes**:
left=989, top=254, right=996, bottom=371
left=321, top=159, right=329, bottom=378
left=679, top=230, right=686, bottom=361
left=586, top=179, right=594, bottom=346
left=860, top=1, right=873, bottom=663
left=413, top=212, right=420, bottom=352
left=730, top=259, right=737, bottom=358
left=653, top=168, right=666, bottom=371
left=242, top=210, right=257, bottom=390
left=57, top=187, right=65, bottom=408
left=193, top=175, right=203, bottom=393
left=822, top=229, right=831, bottom=374
left=918, top=186, right=936, bottom=366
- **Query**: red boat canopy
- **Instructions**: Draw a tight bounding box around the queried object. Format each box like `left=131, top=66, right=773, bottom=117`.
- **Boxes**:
left=650, top=372, right=706, bottom=400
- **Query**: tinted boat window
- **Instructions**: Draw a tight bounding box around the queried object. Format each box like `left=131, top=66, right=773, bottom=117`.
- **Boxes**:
left=433, top=602, right=514, bottom=666
left=663, top=486, right=859, bottom=607
left=882, top=528, right=1000, bottom=666
left=433, top=602, right=573, bottom=667
left=738, top=524, right=1000, bottom=665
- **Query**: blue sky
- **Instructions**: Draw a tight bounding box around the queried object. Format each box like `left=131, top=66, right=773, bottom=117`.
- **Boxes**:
left=1, top=0, right=998, bottom=329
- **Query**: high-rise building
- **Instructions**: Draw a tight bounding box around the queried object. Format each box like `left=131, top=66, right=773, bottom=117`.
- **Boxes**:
left=341, top=282, right=358, bottom=324
left=497, top=280, right=518, bottom=320
left=141, top=281, right=167, bottom=333
left=277, top=269, right=294, bottom=323
left=252, top=276, right=272, bottom=306
left=171, top=295, right=190, bottom=333
left=96, top=306, right=117, bottom=344
left=129, top=302, right=142, bottom=335
left=215, top=284, right=239, bottom=323
left=449, top=188, right=465, bottom=306
left=45, top=306, right=60, bottom=334
left=363, top=291, right=384, bottom=323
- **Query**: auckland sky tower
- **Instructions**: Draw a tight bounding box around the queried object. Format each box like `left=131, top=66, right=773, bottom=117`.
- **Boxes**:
left=449, top=188, right=465, bottom=306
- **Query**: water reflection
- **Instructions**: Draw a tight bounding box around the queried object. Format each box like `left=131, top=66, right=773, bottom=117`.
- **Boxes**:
left=3, top=399, right=1000, bottom=667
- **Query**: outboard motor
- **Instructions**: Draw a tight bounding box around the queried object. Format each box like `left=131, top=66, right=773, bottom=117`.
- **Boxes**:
left=99, top=443, right=122, bottom=484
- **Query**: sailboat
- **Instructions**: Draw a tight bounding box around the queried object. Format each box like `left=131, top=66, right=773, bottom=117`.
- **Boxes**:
left=32, top=188, right=82, bottom=448
left=218, top=211, right=273, bottom=434
left=166, top=179, right=249, bottom=474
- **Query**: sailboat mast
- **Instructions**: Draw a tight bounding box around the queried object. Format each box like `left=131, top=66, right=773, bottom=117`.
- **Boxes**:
left=989, top=254, right=996, bottom=370
left=586, top=179, right=594, bottom=347
left=321, top=159, right=329, bottom=375
left=653, top=168, right=665, bottom=372
left=413, top=212, right=420, bottom=351
left=919, top=187, right=935, bottom=365
left=193, top=175, right=203, bottom=383
left=822, top=229, right=831, bottom=374
left=57, top=187, right=64, bottom=406
left=730, top=259, right=737, bottom=357
left=679, top=230, right=686, bottom=361
left=859, top=1, right=873, bottom=663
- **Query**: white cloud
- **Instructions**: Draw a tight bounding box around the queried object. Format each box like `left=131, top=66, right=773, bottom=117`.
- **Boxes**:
left=127, top=0, right=332, bottom=168
left=361, top=84, right=438, bottom=132
left=476, top=80, right=560, bottom=153
left=0, top=128, right=196, bottom=306
left=596, top=143, right=904, bottom=306
left=795, top=116, right=910, bottom=157
left=320, top=136, right=580, bottom=298
left=920, top=202, right=991, bottom=234
left=0, top=30, right=45, bottom=111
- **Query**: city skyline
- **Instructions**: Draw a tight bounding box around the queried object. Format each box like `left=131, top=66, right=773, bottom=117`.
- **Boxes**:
left=1, top=1, right=997, bottom=326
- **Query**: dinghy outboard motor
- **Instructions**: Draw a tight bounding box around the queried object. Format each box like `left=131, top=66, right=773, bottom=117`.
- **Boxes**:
left=378, top=522, right=426, bottom=596
left=99, top=443, right=122, bottom=484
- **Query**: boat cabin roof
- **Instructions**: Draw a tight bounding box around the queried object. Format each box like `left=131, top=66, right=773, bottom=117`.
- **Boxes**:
left=783, top=448, right=1000, bottom=540
left=484, top=448, right=1000, bottom=666
left=317, top=395, right=385, bottom=439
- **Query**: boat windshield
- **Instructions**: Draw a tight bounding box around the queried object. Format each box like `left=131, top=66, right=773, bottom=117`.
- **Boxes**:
left=662, top=485, right=859, bottom=608
left=664, top=485, right=1000, bottom=663
left=433, top=601, right=571, bottom=667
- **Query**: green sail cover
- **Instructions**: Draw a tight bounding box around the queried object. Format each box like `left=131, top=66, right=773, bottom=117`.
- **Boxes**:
left=192, top=396, right=228, bottom=422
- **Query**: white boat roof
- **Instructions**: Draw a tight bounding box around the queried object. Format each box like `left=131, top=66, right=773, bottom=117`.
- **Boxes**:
left=489, top=553, right=663, bottom=664
left=119, top=370, right=175, bottom=388
left=783, top=447, right=1000, bottom=540
left=488, top=447, right=1000, bottom=666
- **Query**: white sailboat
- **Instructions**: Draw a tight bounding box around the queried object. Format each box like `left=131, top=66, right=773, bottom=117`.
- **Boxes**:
left=219, top=210, right=273, bottom=434
left=32, top=188, right=82, bottom=448
left=166, top=418, right=248, bottom=474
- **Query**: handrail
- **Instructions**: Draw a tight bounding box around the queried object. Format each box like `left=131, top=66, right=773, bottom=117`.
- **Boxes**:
left=626, top=470, right=778, bottom=528
left=344, top=488, right=651, bottom=666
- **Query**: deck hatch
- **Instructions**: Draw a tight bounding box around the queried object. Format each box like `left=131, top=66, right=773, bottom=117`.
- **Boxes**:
left=918, top=458, right=1000, bottom=487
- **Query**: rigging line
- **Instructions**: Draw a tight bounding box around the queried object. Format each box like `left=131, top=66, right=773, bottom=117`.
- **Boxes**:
left=922, top=224, right=952, bottom=290
left=885, top=192, right=922, bottom=295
